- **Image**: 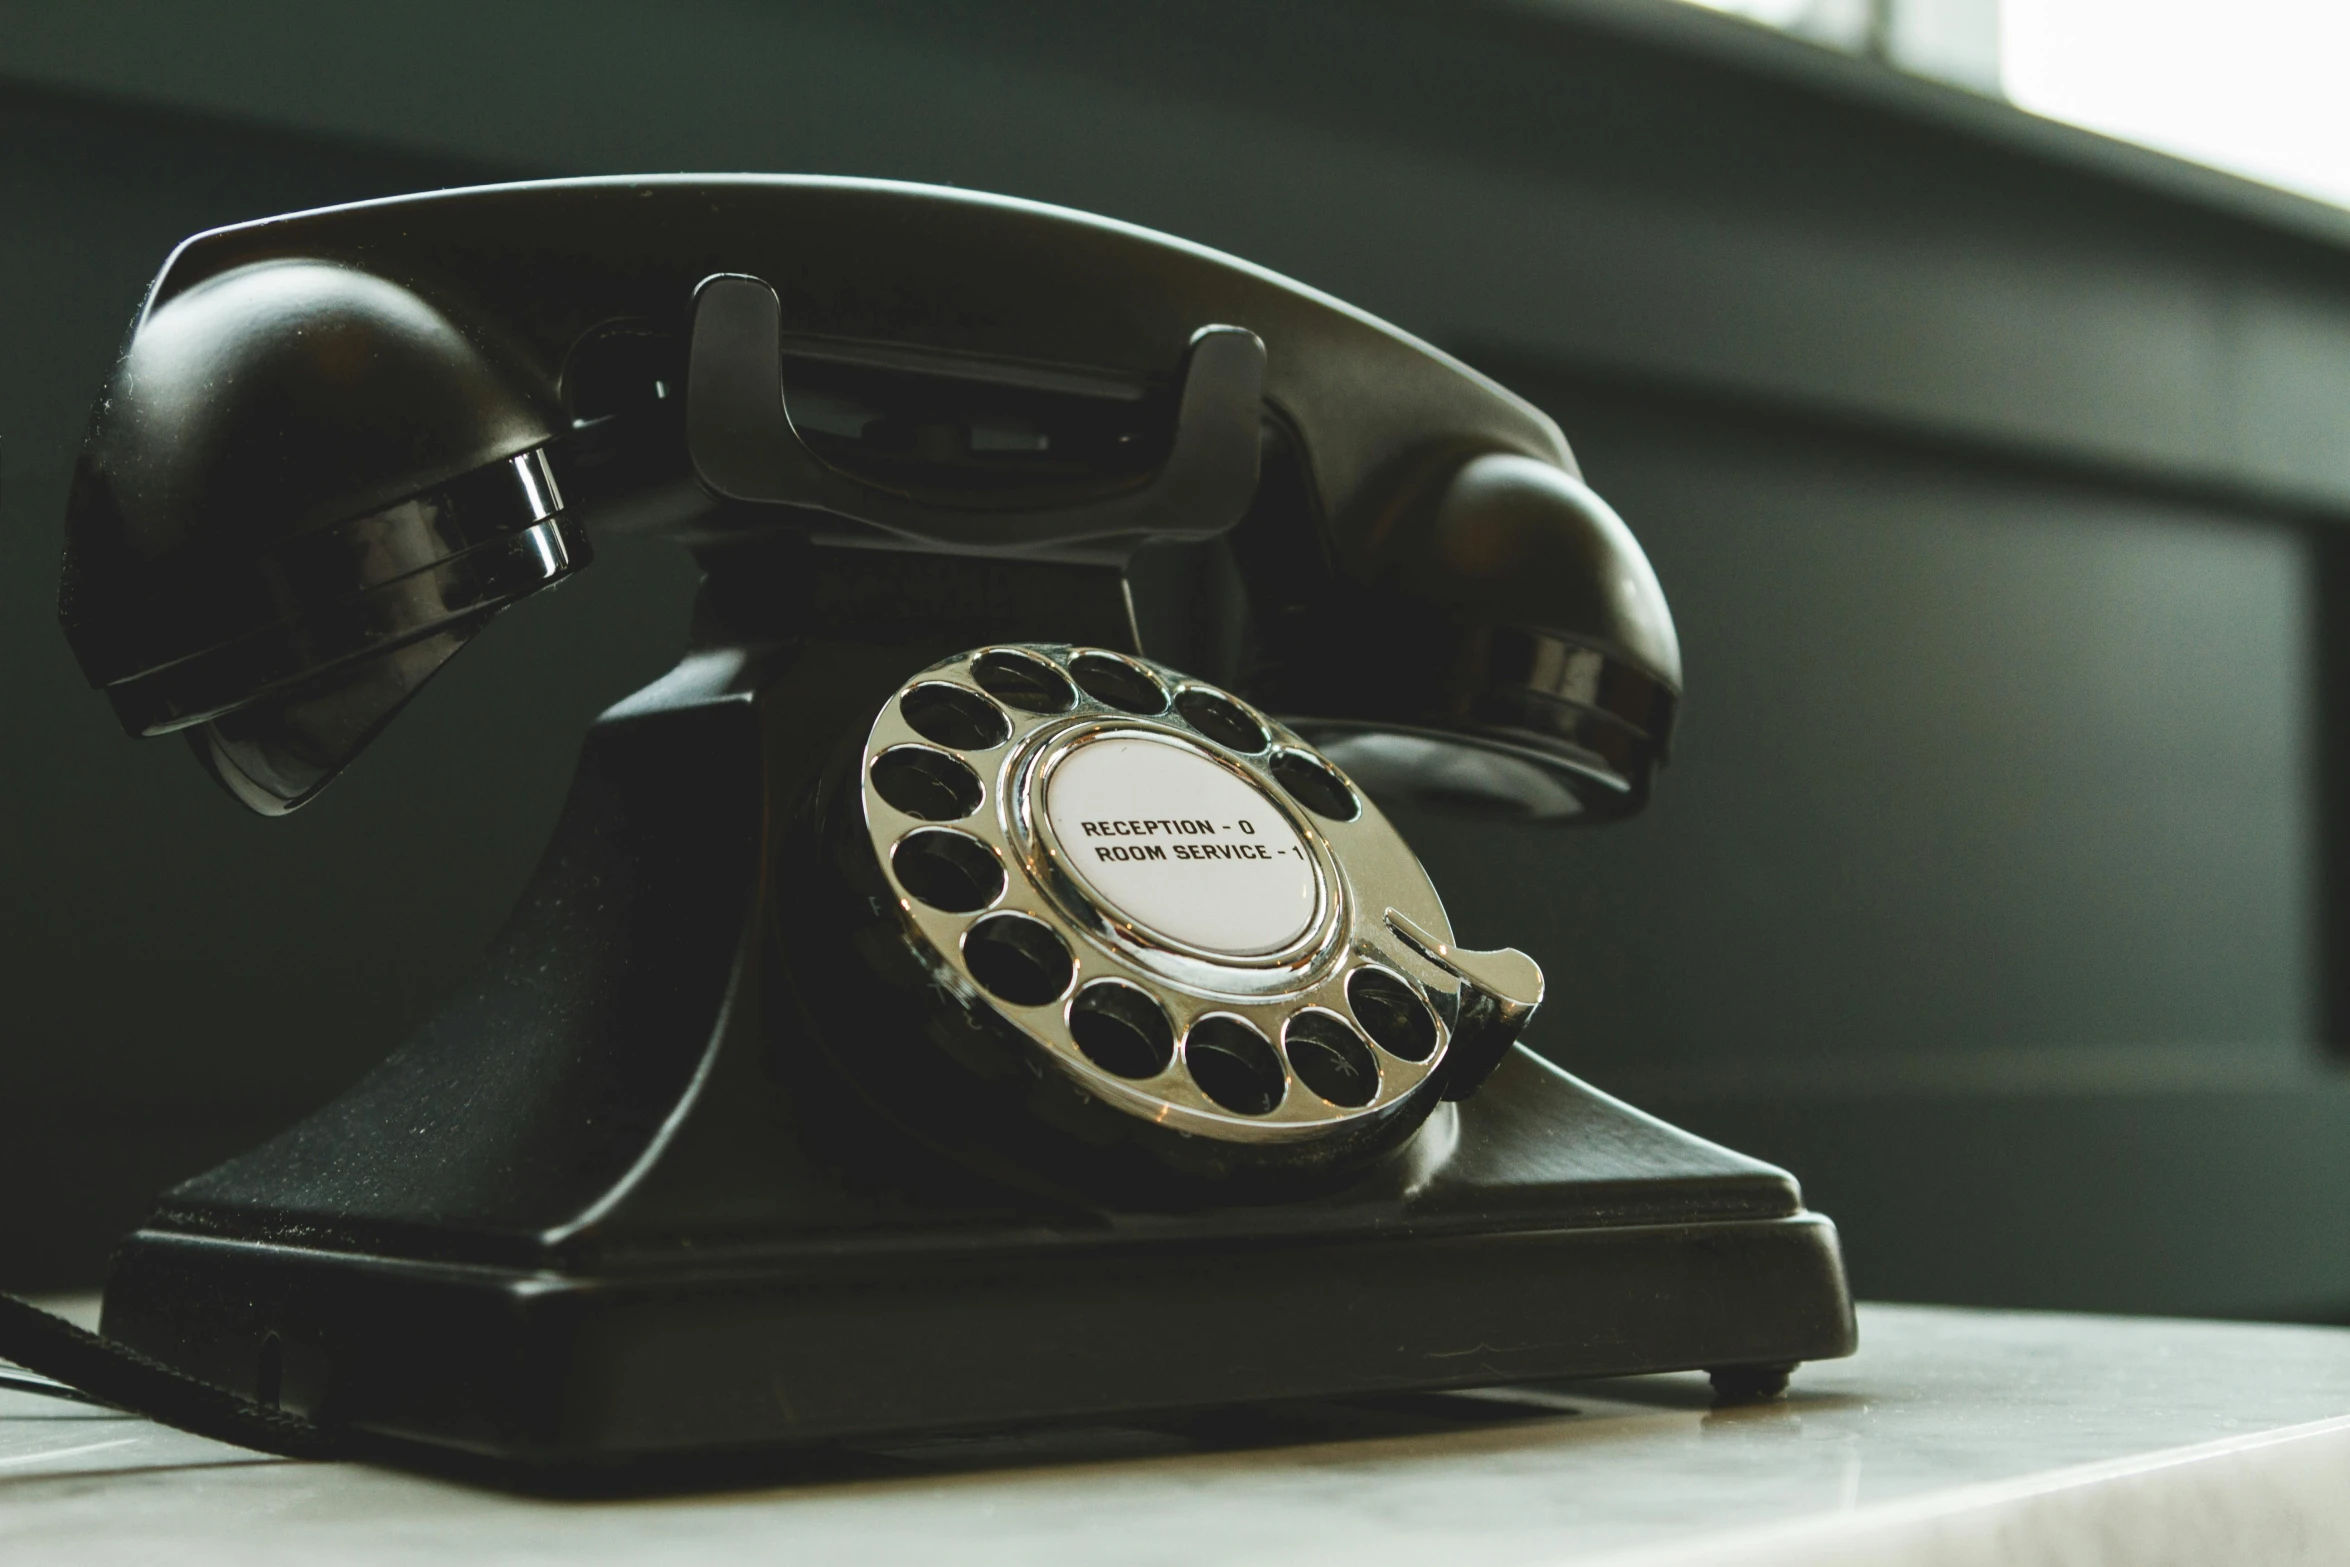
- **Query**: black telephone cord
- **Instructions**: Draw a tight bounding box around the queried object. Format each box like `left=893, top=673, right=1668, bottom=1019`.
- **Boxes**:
left=0, top=1292, right=340, bottom=1460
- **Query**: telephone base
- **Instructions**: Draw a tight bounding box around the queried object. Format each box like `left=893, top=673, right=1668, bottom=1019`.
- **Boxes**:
left=97, top=653, right=1854, bottom=1478
left=101, top=1052, right=1852, bottom=1475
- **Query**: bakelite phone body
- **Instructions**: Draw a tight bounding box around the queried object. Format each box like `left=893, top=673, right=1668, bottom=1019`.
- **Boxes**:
left=59, top=177, right=1852, bottom=1475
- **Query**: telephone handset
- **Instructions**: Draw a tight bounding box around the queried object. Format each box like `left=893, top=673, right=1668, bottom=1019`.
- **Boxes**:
left=38, top=178, right=1850, bottom=1474
left=59, top=182, right=1678, bottom=824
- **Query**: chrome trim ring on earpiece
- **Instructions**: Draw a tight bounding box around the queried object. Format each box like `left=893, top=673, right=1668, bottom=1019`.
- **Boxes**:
left=856, top=643, right=1474, bottom=1145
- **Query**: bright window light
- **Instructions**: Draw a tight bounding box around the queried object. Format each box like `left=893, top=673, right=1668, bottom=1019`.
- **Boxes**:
left=1676, top=0, right=1875, bottom=51
left=2003, top=0, right=2350, bottom=209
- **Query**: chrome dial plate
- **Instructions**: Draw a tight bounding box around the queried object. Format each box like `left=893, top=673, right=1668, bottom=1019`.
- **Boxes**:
left=856, top=644, right=1468, bottom=1145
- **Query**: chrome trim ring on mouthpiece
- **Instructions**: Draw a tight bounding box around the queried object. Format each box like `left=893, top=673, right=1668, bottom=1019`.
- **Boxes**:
left=856, top=643, right=1481, bottom=1145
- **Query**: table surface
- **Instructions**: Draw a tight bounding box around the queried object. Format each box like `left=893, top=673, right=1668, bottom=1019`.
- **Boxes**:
left=5, top=1300, right=2350, bottom=1566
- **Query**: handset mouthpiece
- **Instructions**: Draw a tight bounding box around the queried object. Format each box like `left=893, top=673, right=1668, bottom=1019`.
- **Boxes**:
left=58, top=259, right=582, bottom=814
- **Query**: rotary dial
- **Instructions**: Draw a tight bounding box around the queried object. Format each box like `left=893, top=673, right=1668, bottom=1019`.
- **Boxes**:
left=854, top=644, right=1524, bottom=1145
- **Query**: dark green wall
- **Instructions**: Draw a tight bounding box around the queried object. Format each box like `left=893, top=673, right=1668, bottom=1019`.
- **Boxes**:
left=1407, top=368, right=2335, bottom=1315
left=5, top=0, right=2348, bottom=1309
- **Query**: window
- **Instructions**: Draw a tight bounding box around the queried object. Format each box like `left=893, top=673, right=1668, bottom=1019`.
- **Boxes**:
left=1678, top=0, right=2350, bottom=210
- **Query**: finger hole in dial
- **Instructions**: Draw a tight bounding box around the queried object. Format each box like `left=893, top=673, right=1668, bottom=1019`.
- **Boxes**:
left=971, top=649, right=1076, bottom=714
left=1069, top=980, right=1176, bottom=1079
left=870, top=746, right=983, bottom=821
left=901, top=682, right=1011, bottom=750
left=1184, top=1015, right=1286, bottom=1116
left=1271, top=749, right=1360, bottom=822
left=1070, top=652, right=1169, bottom=715
left=1285, top=1008, right=1380, bottom=1106
left=963, top=913, right=1075, bottom=1007
left=1347, top=967, right=1438, bottom=1062
left=891, top=829, right=1005, bottom=913
left=1176, top=687, right=1269, bottom=753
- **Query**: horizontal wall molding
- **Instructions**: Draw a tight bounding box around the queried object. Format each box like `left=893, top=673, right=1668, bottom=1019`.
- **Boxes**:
left=1636, top=1077, right=2350, bottom=1318
left=1476, top=344, right=2350, bottom=529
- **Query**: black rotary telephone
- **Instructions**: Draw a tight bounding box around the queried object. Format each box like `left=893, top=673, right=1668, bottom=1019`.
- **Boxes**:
left=24, top=177, right=1852, bottom=1477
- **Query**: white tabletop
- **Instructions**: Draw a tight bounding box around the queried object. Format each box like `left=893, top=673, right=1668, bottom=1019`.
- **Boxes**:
left=5, top=1301, right=2349, bottom=1566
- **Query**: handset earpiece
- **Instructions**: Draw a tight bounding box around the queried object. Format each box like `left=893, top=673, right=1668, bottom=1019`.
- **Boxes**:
left=58, top=258, right=585, bottom=813
left=1285, top=449, right=1682, bottom=823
